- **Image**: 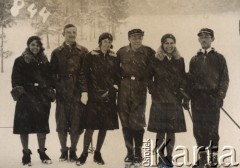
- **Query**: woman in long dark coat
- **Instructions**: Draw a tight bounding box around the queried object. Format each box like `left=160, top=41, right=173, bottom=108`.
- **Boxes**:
left=11, top=36, right=55, bottom=166
left=148, top=34, right=188, bottom=168
left=76, top=32, right=119, bottom=166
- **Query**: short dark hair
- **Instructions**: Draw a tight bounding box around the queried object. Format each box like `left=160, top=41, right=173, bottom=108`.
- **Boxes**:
left=63, top=24, right=76, bottom=33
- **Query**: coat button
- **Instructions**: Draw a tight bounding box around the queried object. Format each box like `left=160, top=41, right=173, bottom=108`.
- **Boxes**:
left=131, top=76, right=135, bottom=80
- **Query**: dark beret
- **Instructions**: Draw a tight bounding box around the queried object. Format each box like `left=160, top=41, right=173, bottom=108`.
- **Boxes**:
left=98, top=32, right=113, bottom=43
left=161, top=33, right=176, bottom=43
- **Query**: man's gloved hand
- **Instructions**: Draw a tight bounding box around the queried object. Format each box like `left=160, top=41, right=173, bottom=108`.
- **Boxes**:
left=182, top=99, right=190, bottom=110
left=47, top=88, right=56, bottom=102
left=81, top=92, right=88, bottom=105
left=216, top=98, right=223, bottom=108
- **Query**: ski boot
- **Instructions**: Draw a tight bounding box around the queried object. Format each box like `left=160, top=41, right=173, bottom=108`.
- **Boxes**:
left=134, top=156, right=143, bottom=168
left=37, top=148, right=52, bottom=164
left=192, top=151, right=208, bottom=168
left=124, top=153, right=134, bottom=168
left=134, top=148, right=143, bottom=168
left=76, top=152, right=88, bottom=166
left=59, top=148, right=68, bottom=161
left=206, top=151, right=218, bottom=168
left=22, top=149, right=32, bottom=166
left=158, top=156, right=173, bottom=168
left=69, top=149, right=78, bottom=162
left=94, top=151, right=105, bottom=165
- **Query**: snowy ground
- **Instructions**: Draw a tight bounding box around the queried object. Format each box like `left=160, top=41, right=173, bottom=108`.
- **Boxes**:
left=1, top=14, right=240, bottom=168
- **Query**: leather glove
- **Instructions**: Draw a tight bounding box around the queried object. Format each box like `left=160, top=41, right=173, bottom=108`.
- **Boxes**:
left=182, top=99, right=190, bottom=110
left=47, top=88, right=56, bottom=102
left=216, top=98, right=223, bottom=108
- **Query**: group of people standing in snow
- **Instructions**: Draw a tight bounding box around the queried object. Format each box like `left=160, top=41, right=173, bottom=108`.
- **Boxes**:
left=11, top=23, right=229, bottom=168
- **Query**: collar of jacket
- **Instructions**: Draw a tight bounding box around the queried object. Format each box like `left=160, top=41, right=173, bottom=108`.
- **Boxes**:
left=58, top=42, right=83, bottom=51
left=124, top=44, right=145, bottom=54
left=196, top=47, right=215, bottom=56
left=22, top=49, right=48, bottom=64
left=91, top=47, right=117, bottom=57
left=155, top=46, right=181, bottom=61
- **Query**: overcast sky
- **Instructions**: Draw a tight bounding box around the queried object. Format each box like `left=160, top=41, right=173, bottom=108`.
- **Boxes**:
left=128, top=0, right=240, bottom=15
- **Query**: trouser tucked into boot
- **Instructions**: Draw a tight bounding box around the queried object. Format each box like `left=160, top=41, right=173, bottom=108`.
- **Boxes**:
left=133, top=128, right=144, bottom=163
left=122, top=127, right=134, bottom=162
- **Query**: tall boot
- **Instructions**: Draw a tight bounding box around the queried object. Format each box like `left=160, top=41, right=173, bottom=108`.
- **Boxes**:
left=192, top=146, right=207, bottom=168
left=199, top=151, right=208, bottom=168
left=38, top=148, right=52, bottom=164
left=59, top=148, right=68, bottom=161
left=133, top=129, right=144, bottom=163
left=208, top=151, right=218, bottom=167
left=22, top=149, right=32, bottom=166
left=122, top=127, right=134, bottom=163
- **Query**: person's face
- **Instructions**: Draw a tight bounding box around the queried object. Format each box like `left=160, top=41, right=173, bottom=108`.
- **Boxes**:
left=29, top=40, right=41, bottom=55
left=63, top=26, right=77, bottom=43
left=100, top=39, right=112, bottom=52
left=198, top=33, right=214, bottom=49
left=128, top=34, right=143, bottom=50
left=162, top=38, right=176, bottom=54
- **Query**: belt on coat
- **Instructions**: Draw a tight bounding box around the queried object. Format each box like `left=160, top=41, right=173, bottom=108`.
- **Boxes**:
left=23, top=83, right=48, bottom=89
left=58, top=74, right=74, bottom=79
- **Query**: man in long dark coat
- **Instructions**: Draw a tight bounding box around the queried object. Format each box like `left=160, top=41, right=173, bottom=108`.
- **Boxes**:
left=50, top=24, right=88, bottom=162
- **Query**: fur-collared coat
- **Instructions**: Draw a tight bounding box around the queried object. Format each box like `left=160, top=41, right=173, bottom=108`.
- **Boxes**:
left=147, top=47, right=187, bottom=133
left=82, top=48, right=119, bottom=130
left=11, top=49, right=54, bottom=134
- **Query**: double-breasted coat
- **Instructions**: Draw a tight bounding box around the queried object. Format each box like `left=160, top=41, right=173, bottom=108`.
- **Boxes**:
left=82, top=48, right=119, bottom=130
left=148, top=48, right=187, bottom=133
left=50, top=42, right=88, bottom=134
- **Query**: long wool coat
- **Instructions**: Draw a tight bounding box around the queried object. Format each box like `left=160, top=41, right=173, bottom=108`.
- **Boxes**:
left=148, top=48, right=187, bottom=133
left=11, top=49, right=53, bottom=134
left=50, top=43, right=88, bottom=133
left=82, top=48, right=119, bottom=130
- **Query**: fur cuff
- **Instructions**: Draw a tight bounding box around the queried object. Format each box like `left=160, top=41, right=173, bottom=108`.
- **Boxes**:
left=11, top=86, right=26, bottom=101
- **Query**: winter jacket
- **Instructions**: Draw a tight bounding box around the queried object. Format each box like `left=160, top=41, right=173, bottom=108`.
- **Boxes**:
left=147, top=47, right=187, bottom=133
left=82, top=48, right=119, bottom=129
left=188, top=48, right=229, bottom=99
left=50, top=42, right=88, bottom=133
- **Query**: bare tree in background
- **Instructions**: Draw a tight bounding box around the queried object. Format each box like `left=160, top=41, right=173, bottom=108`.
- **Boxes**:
left=0, top=0, right=15, bottom=73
